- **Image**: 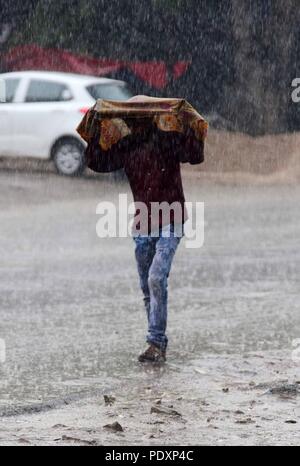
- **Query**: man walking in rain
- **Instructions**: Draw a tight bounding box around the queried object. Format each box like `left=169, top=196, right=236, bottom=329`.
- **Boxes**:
left=77, top=95, right=207, bottom=363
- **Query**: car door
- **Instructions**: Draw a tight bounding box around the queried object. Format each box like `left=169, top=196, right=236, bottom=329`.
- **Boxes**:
left=0, top=78, right=21, bottom=156
left=12, top=79, right=74, bottom=158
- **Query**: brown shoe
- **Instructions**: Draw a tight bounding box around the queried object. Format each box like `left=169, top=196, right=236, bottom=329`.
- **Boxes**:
left=138, top=344, right=166, bottom=363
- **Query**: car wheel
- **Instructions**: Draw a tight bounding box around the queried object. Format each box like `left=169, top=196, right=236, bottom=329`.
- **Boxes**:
left=52, top=138, right=85, bottom=176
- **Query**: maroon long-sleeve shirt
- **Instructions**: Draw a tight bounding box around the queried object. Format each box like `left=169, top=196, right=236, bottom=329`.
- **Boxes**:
left=85, top=125, right=204, bottom=233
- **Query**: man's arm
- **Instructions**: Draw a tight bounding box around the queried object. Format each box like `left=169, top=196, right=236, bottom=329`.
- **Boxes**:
left=175, top=129, right=205, bottom=165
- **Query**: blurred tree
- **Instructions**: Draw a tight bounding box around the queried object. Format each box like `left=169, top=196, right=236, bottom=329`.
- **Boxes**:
left=231, top=0, right=300, bottom=134
left=0, top=0, right=36, bottom=69
left=0, top=0, right=35, bottom=47
left=1, top=0, right=299, bottom=134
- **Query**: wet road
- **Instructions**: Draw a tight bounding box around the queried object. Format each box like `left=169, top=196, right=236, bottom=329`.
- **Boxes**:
left=0, top=165, right=299, bottom=444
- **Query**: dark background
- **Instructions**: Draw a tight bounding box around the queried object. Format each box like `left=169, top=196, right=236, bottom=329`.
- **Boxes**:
left=0, top=0, right=299, bottom=135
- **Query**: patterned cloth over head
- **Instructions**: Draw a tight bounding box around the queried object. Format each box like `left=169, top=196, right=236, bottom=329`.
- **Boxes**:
left=76, top=96, right=208, bottom=152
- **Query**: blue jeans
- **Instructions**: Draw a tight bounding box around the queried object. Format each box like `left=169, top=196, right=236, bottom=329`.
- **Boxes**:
left=133, top=225, right=182, bottom=351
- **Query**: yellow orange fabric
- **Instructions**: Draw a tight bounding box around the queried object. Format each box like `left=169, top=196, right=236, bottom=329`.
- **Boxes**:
left=77, top=97, right=208, bottom=151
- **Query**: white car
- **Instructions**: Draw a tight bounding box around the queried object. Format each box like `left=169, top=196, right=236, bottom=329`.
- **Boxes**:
left=0, top=71, right=132, bottom=175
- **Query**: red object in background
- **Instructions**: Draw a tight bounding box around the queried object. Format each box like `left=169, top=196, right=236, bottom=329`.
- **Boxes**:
left=129, top=62, right=168, bottom=89
left=2, top=45, right=191, bottom=90
left=173, top=61, right=190, bottom=79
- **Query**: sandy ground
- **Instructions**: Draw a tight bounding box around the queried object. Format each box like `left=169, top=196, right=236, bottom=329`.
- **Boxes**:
left=0, top=158, right=299, bottom=445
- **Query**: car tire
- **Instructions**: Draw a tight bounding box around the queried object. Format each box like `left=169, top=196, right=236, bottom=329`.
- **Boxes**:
left=52, top=138, right=85, bottom=176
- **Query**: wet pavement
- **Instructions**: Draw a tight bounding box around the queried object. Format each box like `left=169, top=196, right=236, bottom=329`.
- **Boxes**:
left=0, top=163, right=299, bottom=445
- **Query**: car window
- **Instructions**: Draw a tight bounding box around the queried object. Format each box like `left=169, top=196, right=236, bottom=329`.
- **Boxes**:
left=1, top=78, right=20, bottom=103
left=86, top=84, right=132, bottom=101
left=25, top=80, right=73, bottom=103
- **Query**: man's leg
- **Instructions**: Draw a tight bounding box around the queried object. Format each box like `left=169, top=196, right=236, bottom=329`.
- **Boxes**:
left=134, top=236, right=156, bottom=321
left=147, top=233, right=181, bottom=351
